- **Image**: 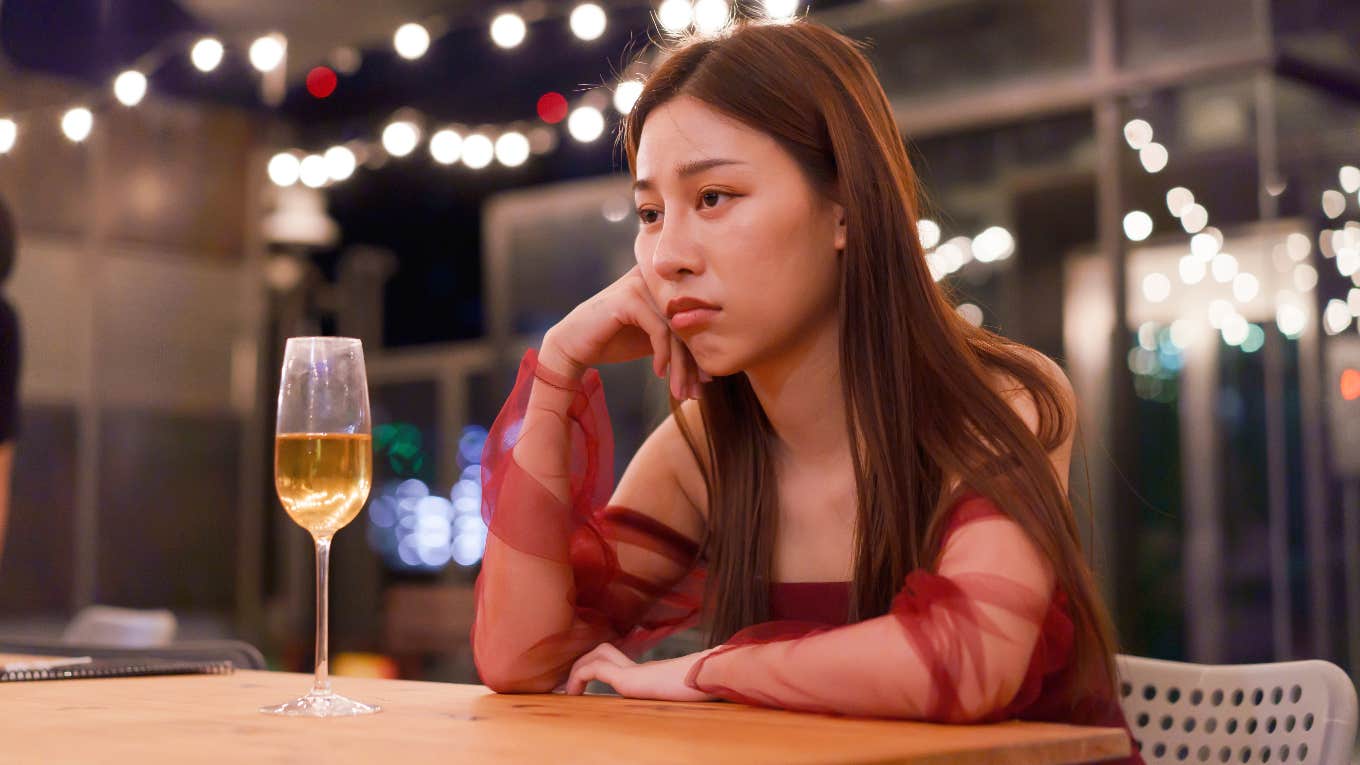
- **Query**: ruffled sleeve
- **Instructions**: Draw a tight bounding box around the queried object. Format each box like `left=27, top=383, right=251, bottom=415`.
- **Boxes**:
left=471, top=349, right=704, bottom=691
left=684, top=492, right=1057, bottom=722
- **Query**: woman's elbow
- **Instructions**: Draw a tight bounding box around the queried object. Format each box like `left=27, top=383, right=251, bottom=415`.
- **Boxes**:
left=952, top=663, right=1031, bottom=723
left=473, top=651, right=563, bottom=694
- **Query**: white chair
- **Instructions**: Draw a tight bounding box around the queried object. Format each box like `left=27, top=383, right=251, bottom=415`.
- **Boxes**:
left=1116, top=655, right=1358, bottom=765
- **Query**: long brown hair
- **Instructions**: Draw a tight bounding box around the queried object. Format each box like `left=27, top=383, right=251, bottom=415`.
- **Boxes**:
left=621, top=19, right=1120, bottom=713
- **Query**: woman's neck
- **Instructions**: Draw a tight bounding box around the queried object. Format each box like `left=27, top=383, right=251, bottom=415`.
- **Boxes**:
left=743, top=314, right=851, bottom=469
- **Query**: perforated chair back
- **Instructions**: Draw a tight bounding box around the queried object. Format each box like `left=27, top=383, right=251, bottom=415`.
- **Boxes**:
left=1116, top=655, right=1358, bottom=765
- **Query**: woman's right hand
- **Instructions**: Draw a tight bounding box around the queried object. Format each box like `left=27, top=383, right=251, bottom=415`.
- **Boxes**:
left=539, top=266, right=709, bottom=401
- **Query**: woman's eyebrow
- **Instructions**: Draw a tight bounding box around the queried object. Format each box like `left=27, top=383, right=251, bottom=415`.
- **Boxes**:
left=633, top=158, right=747, bottom=192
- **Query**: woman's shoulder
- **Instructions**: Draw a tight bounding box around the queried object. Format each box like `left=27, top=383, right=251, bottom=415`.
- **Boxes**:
left=609, top=399, right=710, bottom=536
left=986, top=345, right=1075, bottom=426
left=941, top=344, right=1077, bottom=496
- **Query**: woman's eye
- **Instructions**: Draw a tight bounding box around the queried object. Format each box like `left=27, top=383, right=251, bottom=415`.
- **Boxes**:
left=700, top=191, right=726, bottom=208
left=637, top=209, right=660, bottom=224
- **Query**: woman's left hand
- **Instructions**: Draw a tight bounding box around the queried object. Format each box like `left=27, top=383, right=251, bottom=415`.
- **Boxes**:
left=562, top=642, right=719, bottom=702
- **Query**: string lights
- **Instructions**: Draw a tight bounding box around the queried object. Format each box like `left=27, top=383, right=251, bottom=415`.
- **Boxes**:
left=0, top=1, right=810, bottom=182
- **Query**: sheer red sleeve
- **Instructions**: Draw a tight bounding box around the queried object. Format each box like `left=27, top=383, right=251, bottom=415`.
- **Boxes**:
left=471, top=349, right=704, bottom=691
left=684, top=493, right=1057, bottom=723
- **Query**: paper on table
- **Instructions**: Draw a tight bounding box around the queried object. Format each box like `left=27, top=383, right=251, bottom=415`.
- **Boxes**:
left=0, top=656, right=93, bottom=672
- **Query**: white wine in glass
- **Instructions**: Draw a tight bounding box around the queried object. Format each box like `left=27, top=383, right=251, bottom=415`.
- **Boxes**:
left=261, top=337, right=381, bottom=717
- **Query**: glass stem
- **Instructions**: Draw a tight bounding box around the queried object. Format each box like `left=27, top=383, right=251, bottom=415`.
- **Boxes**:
left=312, top=536, right=332, bottom=696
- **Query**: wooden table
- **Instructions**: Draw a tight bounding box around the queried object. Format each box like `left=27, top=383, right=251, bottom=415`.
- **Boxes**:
left=2, top=667, right=1130, bottom=764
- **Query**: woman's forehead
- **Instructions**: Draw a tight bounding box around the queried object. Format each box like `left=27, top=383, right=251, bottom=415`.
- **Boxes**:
left=635, top=97, right=780, bottom=180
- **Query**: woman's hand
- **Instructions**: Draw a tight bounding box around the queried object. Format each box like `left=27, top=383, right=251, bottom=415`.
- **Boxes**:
left=539, top=266, right=709, bottom=401
left=561, top=642, right=719, bottom=702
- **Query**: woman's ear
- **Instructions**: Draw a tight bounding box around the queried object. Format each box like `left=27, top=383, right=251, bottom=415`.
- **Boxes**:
left=833, top=202, right=847, bottom=252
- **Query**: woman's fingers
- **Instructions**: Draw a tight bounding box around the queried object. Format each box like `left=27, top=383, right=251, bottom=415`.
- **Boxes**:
left=566, top=659, right=620, bottom=695
left=669, top=333, right=690, bottom=400
left=625, top=278, right=673, bottom=379
left=565, top=643, right=631, bottom=695
left=623, top=301, right=671, bottom=379
left=592, top=642, right=631, bottom=664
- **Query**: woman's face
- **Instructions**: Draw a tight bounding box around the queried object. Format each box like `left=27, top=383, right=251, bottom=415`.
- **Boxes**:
left=633, top=96, right=846, bottom=377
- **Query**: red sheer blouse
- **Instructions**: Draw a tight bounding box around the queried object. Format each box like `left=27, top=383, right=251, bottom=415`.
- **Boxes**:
left=471, top=349, right=1141, bottom=764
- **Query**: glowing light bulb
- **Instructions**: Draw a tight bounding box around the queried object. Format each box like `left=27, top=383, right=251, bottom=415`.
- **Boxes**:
left=570, top=3, right=607, bottom=41
left=491, top=13, right=527, bottom=49
left=394, top=23, right=430, bottom=60
left=113, top=70, right=147, bottom=106
left=191, top=37, right=224, bottom=72
left=61, top=107, right=93, bottom=142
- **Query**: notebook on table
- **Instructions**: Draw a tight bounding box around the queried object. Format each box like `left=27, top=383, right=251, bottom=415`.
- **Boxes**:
left=0, top=654, right=234, bottom=683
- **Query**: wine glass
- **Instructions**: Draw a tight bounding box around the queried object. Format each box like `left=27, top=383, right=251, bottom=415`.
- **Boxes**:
left=261, top=337, right=381, bottom=717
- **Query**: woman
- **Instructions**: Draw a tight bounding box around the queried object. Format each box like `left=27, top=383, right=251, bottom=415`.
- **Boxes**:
left=471, top=18, right=1138, bottom=759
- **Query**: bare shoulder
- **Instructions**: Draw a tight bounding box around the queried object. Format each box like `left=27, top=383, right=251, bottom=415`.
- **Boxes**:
left=607, top=399, right=710, bottom=541
left=988, top=346, right=1075, bottom=436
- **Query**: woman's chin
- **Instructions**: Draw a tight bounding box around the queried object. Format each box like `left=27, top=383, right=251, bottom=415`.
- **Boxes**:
left=693, top=354, right=741, bottom=379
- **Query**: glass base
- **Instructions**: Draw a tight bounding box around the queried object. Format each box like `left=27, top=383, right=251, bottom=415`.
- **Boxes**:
left=259, top=690, right=381, bottom=717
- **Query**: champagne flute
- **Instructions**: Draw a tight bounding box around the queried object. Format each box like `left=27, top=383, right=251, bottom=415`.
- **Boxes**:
left=261, top=337, right=381, bottom=717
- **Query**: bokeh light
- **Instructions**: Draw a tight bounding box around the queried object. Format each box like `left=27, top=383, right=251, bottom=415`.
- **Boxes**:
left=382, top=120, right=420, bottom=157
left=1322, top=189, right=1346, bottom=219
left=495, top=131, right=530, bottom=167
left=1324, top=298, right=1352, bottom=335
left=430, top=129, right=463, bottom=165
left=324, top=145, right=356, bottom=181
left=538, top=92, right=569, bottom=124
left=956, top=302, right=984, bottom=327
left=1340, top=166, right=1360, bottom=194
left=1231, top=272, right=1259, bottom=303
left=917, top=218, right=941, bottom=250
left=694, top=0, right=731, bottom=35
left=570, top=3, right=608, bottom=41
left=113, top=70, right=147, bottom=106
left=1190, top=231, right=1220, bottom=260
left=1170, top=319, right=1199, bottom=350
left=1221, top=313, right=1249, bottom=346
left=972, top=226, right=1014, bottom=261
left=658, top=0, right=694, bottom=32
left=306, top=66, right=337, bottom=99
left=1123, top=119, right=1153, bottom=149
left=1180, top=203, right=1208, bottom=234
left=267, top=152, right=300, bottom=186
left=299, top=154, right=328, bottom=188
left=1123, top=210, right=1153, bottom=241
left=0, top=119, right=15, bottom=154
left=1139, top=142, right=1168, bottom=173
left=491, top=13, right=527, bottom=49
left=1142, top=272, right=1171, bottom=303
left=1178, top=254, right=1206, bottom=284
left=249, top=34, right=285, bottom=72
left=762, top=0, right=799, bottom=20
left=1166, top=187, right=1194, bottom=217
left=567, top=105, right=605, bottom=142
left=1276, top=301, right=1306, bottom=338
left=394, top=22, right=431, bottom=60
left=190, top=37, right=223, bottom=72
left=613, top=80, right=644, bottom=114
left=462, top=133, right=494, bottom=169
left=61, top=107, right=93, bottom=142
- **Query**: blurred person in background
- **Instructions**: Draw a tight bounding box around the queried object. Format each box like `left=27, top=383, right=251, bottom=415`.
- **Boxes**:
left=0, top=195, right=17, bottom=563
left=471, top=19, right=1140, bottom=764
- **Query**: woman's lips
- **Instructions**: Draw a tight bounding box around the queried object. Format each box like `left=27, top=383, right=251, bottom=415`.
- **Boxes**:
left=670, top=308, right=720, bottom=331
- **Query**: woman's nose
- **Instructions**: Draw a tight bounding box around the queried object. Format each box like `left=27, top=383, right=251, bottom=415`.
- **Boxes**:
left=651, top=223, right=705, bottom=280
